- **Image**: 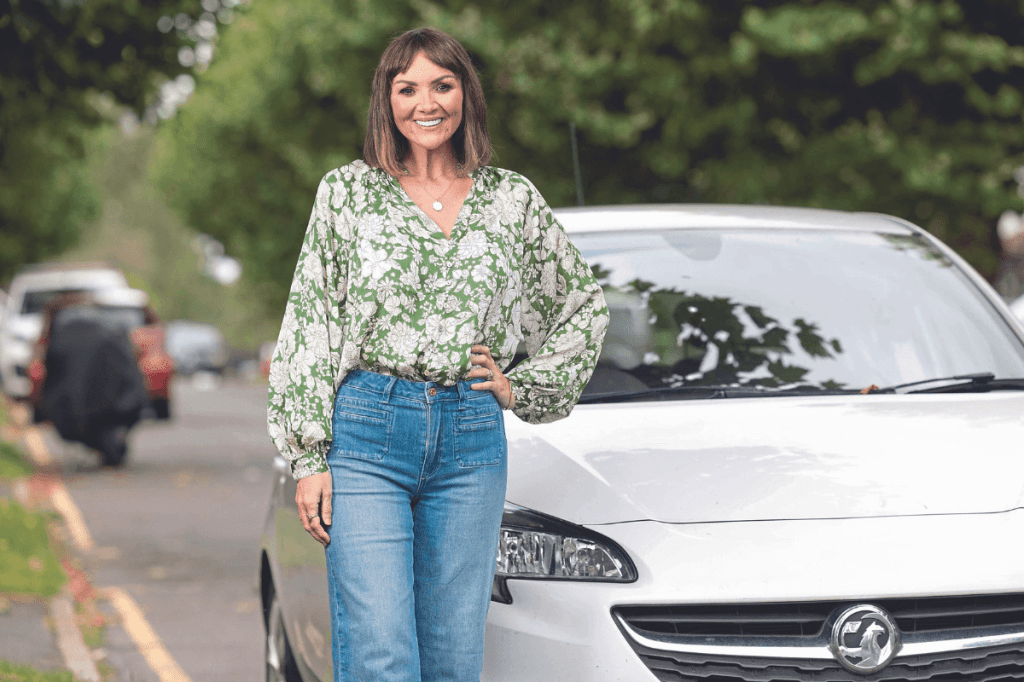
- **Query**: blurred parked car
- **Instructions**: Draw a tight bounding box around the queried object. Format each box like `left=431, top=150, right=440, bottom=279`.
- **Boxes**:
left=28, top=289, right=154, bottom=466
left=28, top=288, right=174, bottom=422
left=260, top=205, right=1024, bottom=682
left=259, top=341, right=277, bottom=381
left=0, top=262, right=129, bottom=398
left=165, top=320, right=228, bottom=376
left=0, top=288, right=7, bottom=375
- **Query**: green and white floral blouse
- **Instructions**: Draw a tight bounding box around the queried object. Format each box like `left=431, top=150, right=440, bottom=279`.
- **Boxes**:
left=268, top=160, right=609, bottom=479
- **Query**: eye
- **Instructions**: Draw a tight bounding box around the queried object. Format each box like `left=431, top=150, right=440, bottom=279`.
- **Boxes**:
left=437, top=82, right=452, bottom=92
left=398, top=86, right=413, bottom=95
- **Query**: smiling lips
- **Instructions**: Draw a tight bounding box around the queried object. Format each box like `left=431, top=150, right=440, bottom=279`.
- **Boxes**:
left=415, top=118, right=443, bottom=127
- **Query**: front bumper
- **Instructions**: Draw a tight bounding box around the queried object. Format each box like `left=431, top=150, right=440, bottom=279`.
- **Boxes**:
left=482, top=510, right=1024, bottom=681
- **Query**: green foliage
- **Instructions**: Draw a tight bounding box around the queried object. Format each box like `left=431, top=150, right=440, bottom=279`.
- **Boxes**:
left=155, top=0, right=419, bottom=309
left=156, top=0, right=1024, bottom=316
left=62, top=125, right=280, bottom=350
left=0, top=498, right=65, bottom=597
left=0, top=441, right=32, bottom=480
left=0, top=0, right=202, bottom=284
left=0, top=660, right=74, bottom=682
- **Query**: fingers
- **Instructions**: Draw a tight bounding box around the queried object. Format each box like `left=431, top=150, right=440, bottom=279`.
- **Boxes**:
left=320, top=480, right=333, bottom=526
left=469, top=345, right=498, bottom=383
left=469, top=345, right=512, bottom=408
left=295, top=473, right=332, bottom=547
left=470, top=344, right=494, bottom=365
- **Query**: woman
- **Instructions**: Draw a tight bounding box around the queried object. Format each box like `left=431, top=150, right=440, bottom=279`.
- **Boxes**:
left=268, top=27, right=608, bottom=682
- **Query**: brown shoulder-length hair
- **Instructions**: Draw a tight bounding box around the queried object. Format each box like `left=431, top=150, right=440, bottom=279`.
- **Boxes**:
left=364, top=28, right=491, bottom=177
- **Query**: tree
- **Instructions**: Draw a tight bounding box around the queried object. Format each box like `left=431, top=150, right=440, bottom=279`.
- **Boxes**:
left=155, top=0, right=1024, bottom=314
left=0, top=0, right=202, bottom=284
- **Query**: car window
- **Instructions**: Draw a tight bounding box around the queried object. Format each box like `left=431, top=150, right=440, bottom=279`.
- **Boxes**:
left=97, top=307, right=147, bottom=332
left=21, top=289, right=88, bottom=315
left=576, top=229, right=1024, bottom=399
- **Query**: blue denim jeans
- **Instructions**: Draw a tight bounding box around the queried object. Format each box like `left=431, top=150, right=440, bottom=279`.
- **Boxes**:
left=325, top=369, right=507, bottom=682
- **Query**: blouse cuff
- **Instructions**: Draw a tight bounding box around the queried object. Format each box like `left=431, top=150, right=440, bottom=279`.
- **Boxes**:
left=289, top=444, right=330, bottom=480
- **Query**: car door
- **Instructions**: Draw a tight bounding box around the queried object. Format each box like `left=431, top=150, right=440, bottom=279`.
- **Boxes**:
left=273, top=458, right=334, bottom=680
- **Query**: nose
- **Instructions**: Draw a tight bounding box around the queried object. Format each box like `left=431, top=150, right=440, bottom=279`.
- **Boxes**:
left=416, top=87, right=438, bottom=112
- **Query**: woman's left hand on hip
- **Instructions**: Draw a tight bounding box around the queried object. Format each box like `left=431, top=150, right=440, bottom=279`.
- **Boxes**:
left=469, top=344, right=513, bottom=409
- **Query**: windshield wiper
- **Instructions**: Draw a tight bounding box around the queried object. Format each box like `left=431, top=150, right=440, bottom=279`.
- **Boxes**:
left=870, top=373, right=1024, bottom=394
left=579, top=385, right=725, bottom=404
left=578, top=384, right=859, bottom=404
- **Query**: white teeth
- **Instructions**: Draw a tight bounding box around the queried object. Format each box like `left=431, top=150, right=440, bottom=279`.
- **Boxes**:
left=415, top=119, right=442, bottom=127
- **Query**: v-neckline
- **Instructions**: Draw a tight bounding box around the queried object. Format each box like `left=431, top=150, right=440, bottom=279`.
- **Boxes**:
left=390, top=169, right=478, bottom=242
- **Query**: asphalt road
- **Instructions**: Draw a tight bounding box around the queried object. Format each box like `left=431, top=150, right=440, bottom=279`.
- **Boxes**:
left=43, top=376, right=277, bottom=682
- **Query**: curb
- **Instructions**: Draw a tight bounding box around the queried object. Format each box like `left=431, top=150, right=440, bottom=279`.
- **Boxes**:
left=3, top=398, right=101, bottom=682
left=50, top=592, right=101, bottom=682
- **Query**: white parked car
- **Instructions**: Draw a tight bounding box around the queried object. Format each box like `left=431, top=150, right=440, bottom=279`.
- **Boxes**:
left=164, top=320, right=229, bottom=376
left=0, top=263, right=129, bottom=398
left=259, top=205, right=1024, bottom=682
left=1009, top=292, right=1024, bottom=324
left=0, top=288, right=7, bottom=348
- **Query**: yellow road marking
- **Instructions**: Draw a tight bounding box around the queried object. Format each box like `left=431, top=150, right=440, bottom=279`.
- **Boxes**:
left=105, top=587, right=193, bottom=682
left=16, top=424, right=94, bottom=551
left=50, top=483, right=95, bottom=552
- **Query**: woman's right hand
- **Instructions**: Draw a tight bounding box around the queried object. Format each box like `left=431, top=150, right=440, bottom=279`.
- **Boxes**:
left=296, top=472, right=332, bottom=546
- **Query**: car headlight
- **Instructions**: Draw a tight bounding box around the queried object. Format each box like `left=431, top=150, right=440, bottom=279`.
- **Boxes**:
left=492, top=503, right=637, bottom=604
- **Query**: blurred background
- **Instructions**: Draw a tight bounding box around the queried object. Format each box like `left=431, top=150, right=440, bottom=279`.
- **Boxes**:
left=3, top=0, right=1024, bottom=349
left=1, top=1, right=1024, bottom=679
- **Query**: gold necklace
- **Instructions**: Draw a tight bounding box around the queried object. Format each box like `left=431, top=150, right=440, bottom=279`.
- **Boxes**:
left=417, top=174, right=457, bottom=212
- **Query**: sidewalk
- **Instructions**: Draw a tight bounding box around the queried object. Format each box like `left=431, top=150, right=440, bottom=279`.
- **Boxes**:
left=0, top=404, right=102, bottom=682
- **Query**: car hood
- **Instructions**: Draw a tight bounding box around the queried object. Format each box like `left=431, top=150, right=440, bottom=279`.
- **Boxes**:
left=504, top=393, right=1024, bottom=525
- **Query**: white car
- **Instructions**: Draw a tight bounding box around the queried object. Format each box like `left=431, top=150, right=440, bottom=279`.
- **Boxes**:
left=0, top=263, right=128, bottom=397
left=1010, top=292, right=1024, bottom=324
left=259, top=205, right=1024, bottom=682
left=164, top=320, right=229, bottom=376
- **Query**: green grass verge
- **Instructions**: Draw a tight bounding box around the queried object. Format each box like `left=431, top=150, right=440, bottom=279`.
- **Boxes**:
left=0, top=659, right=74, bottom=681
left=0, top=499, right=65, bottom=597
left=0, top=441, right=33, bottom=480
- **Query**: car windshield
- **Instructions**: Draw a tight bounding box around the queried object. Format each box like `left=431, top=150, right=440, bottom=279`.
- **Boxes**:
left=577, top=228, right=1024, bottom=400
left=21, top=289, right=88, bottom=315
left=52, top=306, right=145, bottom=335
left=96, top=306, right=147, bottom=332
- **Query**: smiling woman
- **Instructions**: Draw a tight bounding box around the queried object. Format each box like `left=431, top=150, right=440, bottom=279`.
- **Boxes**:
left=266, top=27, right=608, bottom=682
left=389, top=53, right=470, bottom=221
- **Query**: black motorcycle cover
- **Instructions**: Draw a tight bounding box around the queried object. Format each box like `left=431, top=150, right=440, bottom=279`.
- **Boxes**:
left=42, top=307, right=149, bottom=445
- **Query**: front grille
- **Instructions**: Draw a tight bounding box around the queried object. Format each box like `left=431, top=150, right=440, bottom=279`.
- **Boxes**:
left=614, top=596, right=1024, bottom=682
left=629, top=639, right=1024, bottom=682
left=616, top=593, right=1024, bottom=638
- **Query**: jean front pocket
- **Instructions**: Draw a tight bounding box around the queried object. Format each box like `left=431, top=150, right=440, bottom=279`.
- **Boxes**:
left=330, top=395, right=393, bottom=461
left=453, top=400, right=506, bottom=468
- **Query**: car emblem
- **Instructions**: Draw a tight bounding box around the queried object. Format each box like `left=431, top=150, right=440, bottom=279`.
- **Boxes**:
left=830, top=605, right=900, bottom=674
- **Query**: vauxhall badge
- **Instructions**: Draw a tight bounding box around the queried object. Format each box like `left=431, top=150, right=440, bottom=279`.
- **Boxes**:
left=830, top=605, right=900, bottom=674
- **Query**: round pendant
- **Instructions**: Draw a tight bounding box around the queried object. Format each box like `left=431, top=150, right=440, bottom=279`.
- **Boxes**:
left=432, top=201, right=443, bottom=211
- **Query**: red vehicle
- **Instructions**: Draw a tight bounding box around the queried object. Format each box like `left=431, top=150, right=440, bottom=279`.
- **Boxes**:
left=28, top=288, right=174, bottom=421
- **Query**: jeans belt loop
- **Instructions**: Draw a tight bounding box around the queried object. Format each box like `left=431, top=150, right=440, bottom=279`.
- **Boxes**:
left=381, top=375, right=397, bottom=404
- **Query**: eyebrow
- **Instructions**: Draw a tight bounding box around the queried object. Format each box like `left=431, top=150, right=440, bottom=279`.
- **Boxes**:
left=393, top=75, right=457, bottom=86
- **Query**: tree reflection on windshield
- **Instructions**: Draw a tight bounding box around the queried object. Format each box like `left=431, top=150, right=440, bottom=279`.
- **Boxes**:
left=881, top=234, right=955, bottom=267
left=590, top=268, right=846, bottom=394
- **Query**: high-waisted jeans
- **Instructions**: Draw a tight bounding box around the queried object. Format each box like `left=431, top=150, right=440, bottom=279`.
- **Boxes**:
left=325, top=369, right=507, bottom=682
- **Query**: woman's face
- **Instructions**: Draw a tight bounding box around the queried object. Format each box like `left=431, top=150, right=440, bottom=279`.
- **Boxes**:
left=390, top=51, right=463, bottom=155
